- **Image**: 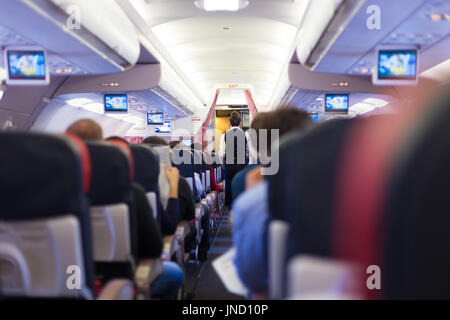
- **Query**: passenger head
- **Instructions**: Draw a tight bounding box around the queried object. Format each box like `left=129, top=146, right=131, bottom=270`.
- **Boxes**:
left=66, top=119, right=103, bottom=141
left=251, top=107, right=312, bottom=157
left=106, top=136, right=129, bottom=144
left=229, top=111, right=241, bottom=127
left=170, top=140, right=181, bottom=149
left=143, top=136, right=169, bottom=146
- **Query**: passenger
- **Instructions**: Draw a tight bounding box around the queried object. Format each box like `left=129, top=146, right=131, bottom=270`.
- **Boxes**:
left=218, top=111, right=253, bottom=207
left=170, top=140, right=181, bottom=149
left=66, top=122, right=183, bottom=300
left=143, top=136, right=198, bottom=256
left=141, top=136, right=181, bottom=235
left=66, top=118, right=103, bottom=140
left=231, top=108, right=313, bottom=299
left=105, top=136, right=129, bottom=144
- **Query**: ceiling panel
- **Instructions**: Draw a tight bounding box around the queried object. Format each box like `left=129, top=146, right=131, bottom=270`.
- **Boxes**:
left=127, top=0, right=310, bottom=108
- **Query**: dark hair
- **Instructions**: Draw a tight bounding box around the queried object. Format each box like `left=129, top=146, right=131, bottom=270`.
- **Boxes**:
left=251, top=107, right=312, bottom=155
left=66, top=119, right=103, bottom=141
left=169, top=140, right=181, bottom=149
left=229, top=111, right=241, bottom=127
left=143, top=136, right=169, bottom=146
left=106, top=136, right=129, bottom=144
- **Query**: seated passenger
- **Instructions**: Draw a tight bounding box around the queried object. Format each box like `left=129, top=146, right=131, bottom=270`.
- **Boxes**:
left=142, top=136, right=182, bottom=235
left=231, top=108, right=313, bottom=298
left=66, top=120, right=183, bottom=300
left=143, top=136, right=198, bottom=255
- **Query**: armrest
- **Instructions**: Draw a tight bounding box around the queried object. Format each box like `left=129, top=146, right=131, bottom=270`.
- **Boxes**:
left=98, top=279, right=134, bottom=300
left=162, top=235, right=177, bottom=261
left=134, top=258, right=163, bottom=300
left=176, top=221, right=191, bottom=239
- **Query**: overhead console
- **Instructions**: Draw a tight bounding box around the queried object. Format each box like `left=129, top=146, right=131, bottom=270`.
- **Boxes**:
left=278, top=60, right=399, bottom=120
left=0, top=0, right=140, bottom=77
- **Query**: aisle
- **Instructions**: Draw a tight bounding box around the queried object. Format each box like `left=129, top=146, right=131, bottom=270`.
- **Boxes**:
left=192, top=215, right=245, bottom=300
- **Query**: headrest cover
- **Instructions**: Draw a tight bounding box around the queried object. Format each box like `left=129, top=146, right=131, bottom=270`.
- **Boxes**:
left=130, top=144, right=159, bottom=192
left=0, top=132, right=89, bottom=220
left=108, top=139, right=135, bottom=181
left=86, top=142, right=132, bottom=206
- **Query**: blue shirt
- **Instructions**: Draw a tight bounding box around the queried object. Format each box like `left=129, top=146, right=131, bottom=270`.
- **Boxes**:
left=232, top=181, right=269, bottom=293
left=231, top=164, right=258, bottom=201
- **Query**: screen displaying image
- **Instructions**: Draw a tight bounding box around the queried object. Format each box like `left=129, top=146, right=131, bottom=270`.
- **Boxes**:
left=309, top=113, right=319, bottom=123
left=7, top=51, right=46, bottom=80
left=378, top=50, right=417, bottom=79
left=147, top=112, right=164, bottom=125
left=155, top=121, right=172, bottom=133
left=325, top=94, right=349, bottom=113
left=104, top=94, right=128, bottom=112
left=181, top=139, right=192, bottom=147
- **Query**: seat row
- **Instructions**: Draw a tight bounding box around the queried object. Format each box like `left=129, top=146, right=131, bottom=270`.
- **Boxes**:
left=0, top=133, right=225, bottom=299
left=267, top=83, right=450, bottom=299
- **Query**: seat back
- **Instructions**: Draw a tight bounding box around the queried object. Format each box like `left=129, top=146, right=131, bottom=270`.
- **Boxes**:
left=0, top=132, right=94, bottom=299
left=382, top=84, right=450, bottom=299
left=267, top=119, right=355, bottom=298
left=85, top=142, right=135, bottom=279
left=172, top=148, right=198, bottom=200
left=130, top=144, right=160, bottom=219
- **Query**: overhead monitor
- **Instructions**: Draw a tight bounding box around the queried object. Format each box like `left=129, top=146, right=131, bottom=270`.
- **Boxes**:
left=4, top=46, right=49, bottom=86
left=324, top=93, right=349, bottom=114
left=182, top=139, right=193, bottom=147
left=155, top=121, right=172, bottom=133
left=373, top=47, right=418, bottom=86
left=147, top=112, right=164, bottom=125
left=104, top=94, right=128, bottom=113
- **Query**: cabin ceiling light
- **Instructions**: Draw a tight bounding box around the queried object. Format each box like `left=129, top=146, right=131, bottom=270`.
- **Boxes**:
left=194, top=0, right=249, bottom=12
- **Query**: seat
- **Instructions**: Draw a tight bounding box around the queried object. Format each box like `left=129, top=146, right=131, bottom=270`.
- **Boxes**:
left=381, top=84, right=450, bottom=299
left=130, top=144, right=160, bottom=220
left=172, top=148, right=206, bottom=260
left=87, top=140, right=163, bottom=300
left=0, top=132, right=132, bottom=299
left=85, top=141, right=137, bottom=282
left=131, top=144, right=192, bottom=267
left=267, top=119, right=356, bottom=298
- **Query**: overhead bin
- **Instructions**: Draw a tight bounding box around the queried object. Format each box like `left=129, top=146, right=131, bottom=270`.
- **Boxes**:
left=0, top=0, right=140, bottom=75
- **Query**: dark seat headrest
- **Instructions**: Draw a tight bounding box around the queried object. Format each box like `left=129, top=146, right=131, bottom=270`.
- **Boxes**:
left=86, top=141, right=132, bottom=206
left=130, top=144, right=159, bottom=192
left=268, top=119, right=356, bottom=258
left=171, top=148, right=194, bottom=177
left=191, top=149, right=203, bottom=173
left=0, top=132, right=90, bottom=220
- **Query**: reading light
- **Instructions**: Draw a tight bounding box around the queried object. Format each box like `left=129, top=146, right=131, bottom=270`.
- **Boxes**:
left=194, top=0, right=249, bottom=12
left=429, top=13, right=442, bottom=21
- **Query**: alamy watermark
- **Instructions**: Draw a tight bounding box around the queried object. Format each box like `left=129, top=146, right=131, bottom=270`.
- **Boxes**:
left=366, top=5, right=381, bottom=30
